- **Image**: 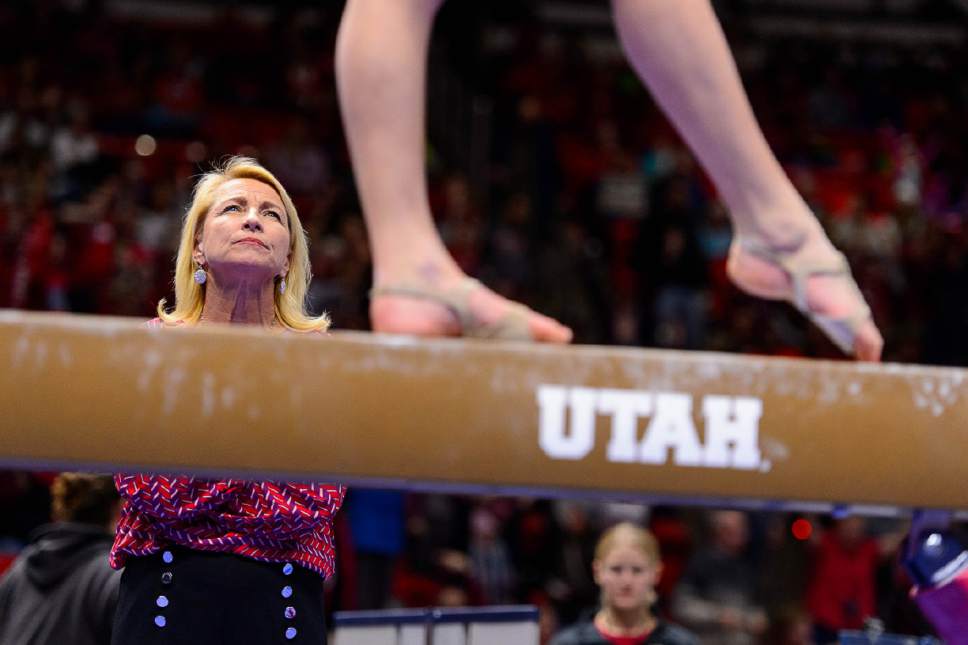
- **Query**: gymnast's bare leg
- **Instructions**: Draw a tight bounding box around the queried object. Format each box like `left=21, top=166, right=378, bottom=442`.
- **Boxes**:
left=336, top=0, right=881, bottom=359
left=611, top=0, right=881, bottom=360
left=335, top=0, right=572, bottom=342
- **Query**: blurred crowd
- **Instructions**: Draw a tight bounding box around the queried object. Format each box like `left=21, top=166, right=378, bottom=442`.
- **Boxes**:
left=0, top=474, right=935, bottom=644
left=342, top=492, right=936, bottom=644
left=1, top=0, right=966, bottom=642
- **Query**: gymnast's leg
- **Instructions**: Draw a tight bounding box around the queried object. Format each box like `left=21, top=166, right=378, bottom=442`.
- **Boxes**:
left=611, top=0, right=882, bottom=360
left=335, top=0, right=572, bottom=342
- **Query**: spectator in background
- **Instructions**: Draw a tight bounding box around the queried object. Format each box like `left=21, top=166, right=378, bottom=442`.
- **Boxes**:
left=755, top=514, right=810, bottom=621
left=133, top=180, right=179, bottom=255
left=0, top=473, right=121, bottom=645
left=806, top=516, right=906, bottom=644
left=551, top=522, right=696, bottom=645
left=647, top=507, right=693, bottom=614
left=639, top=174, right=709, bottom=349
left=0, top=88, right=51, bottom=157
left=766, top=609, right=815, bottom=645
left=672, top=511, right=767, bottom=645
left=346, top=488, right=405, bottom=610
left=548, top=502, right=600, bottom=626
left=468, top=505, right=515, bottom=605
left=265, top=117, right=330, bottom=197
left=49, top=105, right=98, bottom=172
left=507, top=500, right=560, bottom=607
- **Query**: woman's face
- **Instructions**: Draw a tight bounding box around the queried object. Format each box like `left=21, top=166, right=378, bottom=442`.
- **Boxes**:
left=594, top=543, right=659, bottom=613
left=194, top=178, right=291, bottom=284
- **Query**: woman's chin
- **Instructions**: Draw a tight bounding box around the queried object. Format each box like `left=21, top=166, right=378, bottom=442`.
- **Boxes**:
left=610, top=597, right=646, bottom=612
left=211, top=261, right=279, bottom=283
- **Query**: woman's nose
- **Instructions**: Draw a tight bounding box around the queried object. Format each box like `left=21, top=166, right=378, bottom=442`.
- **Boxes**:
left=242, top=208, right=263, bottom=231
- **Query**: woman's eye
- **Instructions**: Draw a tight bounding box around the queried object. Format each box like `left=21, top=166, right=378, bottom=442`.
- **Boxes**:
left=265, top=210, right=282, bottom=220
left=222, top=204, right=240, bottom=213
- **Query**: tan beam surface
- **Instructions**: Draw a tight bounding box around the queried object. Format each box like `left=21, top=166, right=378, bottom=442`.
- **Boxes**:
left=0, top=311, right=966, bottom=511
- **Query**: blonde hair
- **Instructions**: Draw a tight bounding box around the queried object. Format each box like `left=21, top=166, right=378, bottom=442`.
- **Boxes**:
left=594, top=522, right=660, bottom=565
left=158, top=156, right=329, bottom=332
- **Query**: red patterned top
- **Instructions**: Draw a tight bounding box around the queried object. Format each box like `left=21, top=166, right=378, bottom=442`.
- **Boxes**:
left=110, top=319, right=346, bottom=578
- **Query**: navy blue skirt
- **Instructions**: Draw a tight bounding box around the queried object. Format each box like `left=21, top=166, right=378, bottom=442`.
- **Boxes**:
left=112, top=546, right=327, bottom=644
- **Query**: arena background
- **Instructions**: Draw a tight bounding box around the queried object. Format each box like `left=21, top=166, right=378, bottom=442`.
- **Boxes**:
left=1, top=0, right=966, bottom=641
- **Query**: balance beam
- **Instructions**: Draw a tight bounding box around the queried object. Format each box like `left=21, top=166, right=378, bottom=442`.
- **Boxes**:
left=1, top=310, right=965, bottom=513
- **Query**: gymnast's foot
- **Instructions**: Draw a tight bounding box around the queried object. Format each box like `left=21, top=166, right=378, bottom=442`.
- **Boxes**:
left=726, top=223, right=883, bottom=361
left=369, top=270, right=573, bottom=343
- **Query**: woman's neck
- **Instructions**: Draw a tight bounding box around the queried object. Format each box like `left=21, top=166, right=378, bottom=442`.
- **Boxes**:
left=199, top=274, right=277, bottom=327
left=595, top=606, right=656, bottom=637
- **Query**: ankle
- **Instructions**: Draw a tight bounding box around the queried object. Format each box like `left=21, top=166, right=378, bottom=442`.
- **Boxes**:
left=728, top=190, right=825, bottom=245
left=373, top=257, right=466, bottom=290
left=733, top=214, right=829, bottom=250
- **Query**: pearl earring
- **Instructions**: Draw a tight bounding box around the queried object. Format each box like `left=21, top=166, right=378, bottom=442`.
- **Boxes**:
left=278, top=277, right=286, bottom=294
left=193, top=268, right=207, bottom=285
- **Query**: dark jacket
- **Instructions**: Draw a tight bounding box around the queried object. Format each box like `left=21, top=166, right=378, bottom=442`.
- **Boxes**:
left=551, top=619, right=699, bottom=645
left=0, top=523, right=120, bottom=645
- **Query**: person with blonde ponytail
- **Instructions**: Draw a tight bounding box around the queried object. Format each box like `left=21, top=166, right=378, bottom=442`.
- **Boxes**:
left=552, top=523, right=696, bottom=645
left=110, top=157, right=344, bottom=644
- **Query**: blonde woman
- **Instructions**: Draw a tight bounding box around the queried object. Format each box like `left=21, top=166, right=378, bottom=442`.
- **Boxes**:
left=552, top=522, right=696, bottom=645
left=109, top=157, right=344, bottom=644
